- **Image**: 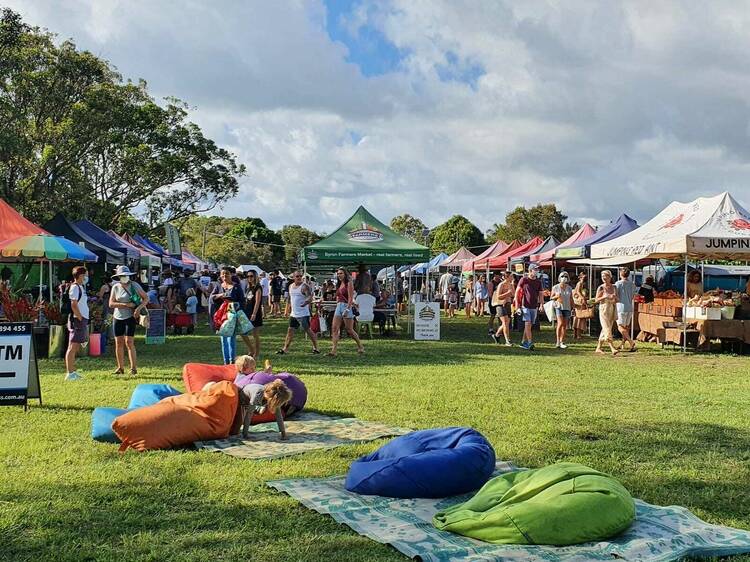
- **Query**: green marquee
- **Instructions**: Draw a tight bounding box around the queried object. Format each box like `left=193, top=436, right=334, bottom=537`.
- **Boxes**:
left=300, top=206, right=430, bottom=266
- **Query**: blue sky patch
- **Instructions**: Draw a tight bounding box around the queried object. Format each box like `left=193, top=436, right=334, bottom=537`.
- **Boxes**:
left=436, top=51, right=485, bottom=89
left=324, top=0, right=407, bottom=77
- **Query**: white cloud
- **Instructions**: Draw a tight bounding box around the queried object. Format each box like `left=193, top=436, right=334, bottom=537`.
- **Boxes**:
left=8, top=0, right=750, bottom=235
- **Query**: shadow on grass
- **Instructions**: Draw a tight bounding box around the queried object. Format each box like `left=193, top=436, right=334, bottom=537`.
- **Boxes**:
left=546, top=419, right=750, bottom=524
left=0, top=475, right=396, bottom=562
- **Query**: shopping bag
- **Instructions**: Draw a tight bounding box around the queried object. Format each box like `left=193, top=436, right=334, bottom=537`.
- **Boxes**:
left=213, top=301, right=229, bottom=330
left=543, top=300, right=557, bottom=323
left=235, top=309, right=254, bottom=335
left=318, top=314, right=328, bottom=333
left=218, top=311, right=238, bottom=337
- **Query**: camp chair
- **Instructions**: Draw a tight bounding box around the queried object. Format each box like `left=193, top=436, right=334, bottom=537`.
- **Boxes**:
left=355, top=294, right=376, bottom=338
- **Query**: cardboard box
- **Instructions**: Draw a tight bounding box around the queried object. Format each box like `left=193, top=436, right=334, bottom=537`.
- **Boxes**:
left=685, top=306, right=721, bottom=321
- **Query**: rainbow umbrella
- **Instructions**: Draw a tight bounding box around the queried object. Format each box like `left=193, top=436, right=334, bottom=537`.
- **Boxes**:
left=0, top=234, right=98, bottom=262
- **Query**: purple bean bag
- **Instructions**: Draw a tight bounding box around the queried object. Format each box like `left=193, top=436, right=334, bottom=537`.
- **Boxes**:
left=234, top=371, right=307, bottom=414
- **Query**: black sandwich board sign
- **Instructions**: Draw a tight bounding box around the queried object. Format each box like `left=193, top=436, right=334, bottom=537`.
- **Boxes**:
left=0, top=322, right=42, bottom=410
left=145, top=308, right=166, bottom=345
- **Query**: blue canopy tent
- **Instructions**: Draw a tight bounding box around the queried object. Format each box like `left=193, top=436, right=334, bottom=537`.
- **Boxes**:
left=133, top=235, right=187, bottom=269
left=75, top=220, right=140, bottom=263
left=44, top=213, right=124, bottom=265
left=555, top=214, right=639, bottom=260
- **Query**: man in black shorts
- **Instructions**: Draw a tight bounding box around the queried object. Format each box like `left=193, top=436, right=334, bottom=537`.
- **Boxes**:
left=270, top=270, right=284, bottom=317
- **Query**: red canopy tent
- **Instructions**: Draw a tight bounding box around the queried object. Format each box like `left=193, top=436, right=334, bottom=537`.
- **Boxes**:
left=487, top=237, right=544, bottom=269
left=0, top=199, right=48, bottom=240
left=462, top=240, right=512, bottom=272
left=530, top=223, right=596, bottom=265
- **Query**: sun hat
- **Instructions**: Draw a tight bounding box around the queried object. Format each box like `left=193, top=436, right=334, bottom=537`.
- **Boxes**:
left=112, top=265, right=136, bottom=279
left=559, top=272, right=570, bottom=281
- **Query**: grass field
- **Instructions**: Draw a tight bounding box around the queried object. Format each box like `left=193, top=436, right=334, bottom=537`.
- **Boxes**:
left=1, top=315, right=749, bottom=561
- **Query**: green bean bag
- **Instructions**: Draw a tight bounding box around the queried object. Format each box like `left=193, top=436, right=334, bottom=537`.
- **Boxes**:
left=433, top=462, right=635, bottom=545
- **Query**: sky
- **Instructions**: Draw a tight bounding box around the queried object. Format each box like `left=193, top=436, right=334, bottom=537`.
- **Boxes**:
left=8, top=0, right=750, bottom=235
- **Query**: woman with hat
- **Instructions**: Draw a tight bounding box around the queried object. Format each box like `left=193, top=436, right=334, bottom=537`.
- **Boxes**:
left=550, top=272, right=573, bottom=349
left=109, top=265, right=149, bottom=376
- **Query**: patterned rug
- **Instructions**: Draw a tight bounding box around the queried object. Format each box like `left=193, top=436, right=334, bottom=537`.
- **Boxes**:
left=268, top=462, right=750, bottom=561
left=194, top=412, right=409, bottom=460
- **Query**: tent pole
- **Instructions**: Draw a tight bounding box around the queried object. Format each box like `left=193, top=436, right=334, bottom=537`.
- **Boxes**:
left=49, top=260, right=53, bottom=302
left=682, top=254, right=688, bottom=353
left=631, top=261, right=636, bottom=342
left=39, top=260, right=43, bottom=302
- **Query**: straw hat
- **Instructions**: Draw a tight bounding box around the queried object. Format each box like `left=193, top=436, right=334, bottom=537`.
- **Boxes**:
left=111, top=265, right=137, bottom=279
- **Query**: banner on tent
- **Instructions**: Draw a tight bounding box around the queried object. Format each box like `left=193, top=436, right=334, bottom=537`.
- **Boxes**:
left=0, top=322, right=41, bottom=409
left=164, top=223, right=182, bottom=257
left=414, top=302, right=440, bottom=341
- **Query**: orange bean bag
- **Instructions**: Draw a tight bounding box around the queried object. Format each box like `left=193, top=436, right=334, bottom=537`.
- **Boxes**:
left=182, top=362, right=236, bottom=392
left=113, top=380, right=240, bottom=451
left=182, top=362, right=278, bottom=425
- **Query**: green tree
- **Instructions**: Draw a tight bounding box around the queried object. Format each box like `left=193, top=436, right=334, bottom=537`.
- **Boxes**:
left=279, top=225, right=321, bottom=268
left=228, top=218, right=284, bottom=263
left=389, top=214, right=428, bottom=245
left=0, top=8, right=244, bottom=230
left=429, top=215, right=485, bottom=255
left=487, top=204, right=579, bottom=243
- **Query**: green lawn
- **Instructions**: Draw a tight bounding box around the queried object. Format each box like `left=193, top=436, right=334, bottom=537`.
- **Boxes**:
left=1, top=315, right=749, bottom=561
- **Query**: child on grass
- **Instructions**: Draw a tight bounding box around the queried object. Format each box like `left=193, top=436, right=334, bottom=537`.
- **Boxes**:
left=239, top=379, right=292, bottom=440
left=447, top=284, right=459, bottom=318
left=185, top=288, right=198, bottom=327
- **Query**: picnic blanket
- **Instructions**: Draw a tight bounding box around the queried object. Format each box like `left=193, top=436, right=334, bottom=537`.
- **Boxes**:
left=194, top=412, right=409, bottom=460
left=268, top=461, right=750, bottom=561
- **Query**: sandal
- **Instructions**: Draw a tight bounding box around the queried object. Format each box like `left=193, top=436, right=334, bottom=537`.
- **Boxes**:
left=275, top=349, right=286, bottom=355
left=357, top=348, right=365, bottom=355
left=129, top=368, right=138, bottom=376
left=326, top=352, right=337, bottom=357
left=113, top=368, right=125, bottom=375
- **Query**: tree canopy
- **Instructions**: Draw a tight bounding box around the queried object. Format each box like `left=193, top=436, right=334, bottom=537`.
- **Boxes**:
left=429, top=215, right=485, bottom=255
left=487, top=204, right=579, bottom=243
left=0, top=8, right=244, bottom=231
left=390, top=214, right=428, bottom=246
left=280, top=225, right=322, bottom=267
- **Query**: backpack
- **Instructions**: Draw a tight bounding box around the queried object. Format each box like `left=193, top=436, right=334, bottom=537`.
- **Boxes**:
left=61, top=283, right=83, bottom=317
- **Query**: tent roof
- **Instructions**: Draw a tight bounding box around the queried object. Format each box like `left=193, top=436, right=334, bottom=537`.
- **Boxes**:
left=0, top=199, right=49, bottom=240
left=531, top=224, right=596, bottom=263
left=441, top=246, right=476, bottom=267
left=486, top=238, right=542, bottom=269
left=510, top=236, right=559, bottom=265
left=301, top=206, right=430, bottom=265
left=463, top=240, right=508, bottom=271
left=44, top=213, right=124, bottom=264
left=587, top=192, right=750, bottom=264
left=75, top=220, right=140, bottom=260
left=410, top=252, right=449, bottom=273
left=555, top=214, right=639, bottom=259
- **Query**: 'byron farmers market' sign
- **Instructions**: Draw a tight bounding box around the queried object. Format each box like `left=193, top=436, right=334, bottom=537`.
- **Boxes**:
left=0, top=322, right=41, bottom=409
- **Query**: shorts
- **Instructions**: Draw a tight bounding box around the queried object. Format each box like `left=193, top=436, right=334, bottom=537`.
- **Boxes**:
left=289, top=316, right=310, bottom=331
left=334, top=302, right=353, bottom=319
left=488, top=303, right=497, bottom=315
left=272, top=294, right=281, bottom=303
left=521, top=307, right=538, bottom=323
left=555, top=309, right=572, bottom=319
left=67, top=317, right=88, bottom=344
left=262, top=296, right=269, bottom=307
left=498, top=303, right=512, bottom=317
left=617, top=311, right=633, bottom=327
left=113, top=316, right=136, bottom=337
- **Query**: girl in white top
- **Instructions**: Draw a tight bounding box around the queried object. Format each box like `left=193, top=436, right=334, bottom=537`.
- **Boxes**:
left=550, top=272, right=573, bottom=349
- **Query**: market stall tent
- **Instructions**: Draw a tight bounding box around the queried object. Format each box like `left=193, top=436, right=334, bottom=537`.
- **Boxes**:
left=0, top=198, right=48, bottom=239
left=44, top=213, right=123, bottom=265
left=531, top=224, right=596, bottom=265
left=300, top=206, right=430, bottom=266
left=111, top=232, right=162, bottom=270
left=486, top=238, right=542, bottom=269
left=555, top=214, right=639, bottom=260
left=588, top=192, right=750, bottom=264
left=509, top=236, right=559, bottom=269
left=75, top=220, right=141, bottom=262
left=441, top=247, right=476, bottom=268
left=462, top=240, right=509, bottom=272
left=411, top=253, right=449, bottom=274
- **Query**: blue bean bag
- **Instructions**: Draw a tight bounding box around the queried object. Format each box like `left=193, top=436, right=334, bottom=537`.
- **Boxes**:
left=345, top=427, right=496, bottom=498
left=127, top=384, right=181, bottom=409
left=91, top=407, right=132, bottom=443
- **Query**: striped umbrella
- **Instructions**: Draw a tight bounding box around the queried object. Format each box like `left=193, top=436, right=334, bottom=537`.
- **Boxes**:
left=0, top=234, right=98, bottom=262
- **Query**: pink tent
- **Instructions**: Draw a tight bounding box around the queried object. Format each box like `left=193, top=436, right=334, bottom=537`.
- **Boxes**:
left=487, top=237, right=543, bottom=269
left=530, top=223, right=596, bottom=265
left=0, top=198, right=48, bottom=241
left=462, top=240, right=510, bottom=272
left=442, top=246, right=476, bottom=268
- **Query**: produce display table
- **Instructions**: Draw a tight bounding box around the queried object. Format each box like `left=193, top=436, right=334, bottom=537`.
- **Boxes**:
left=657, top=319, right=750, bottom=350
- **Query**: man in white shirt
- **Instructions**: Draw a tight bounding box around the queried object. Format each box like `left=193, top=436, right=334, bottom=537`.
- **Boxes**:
left=439, top=270, right=453, bottom=314
left=259, top=272, right=270, bottom=314
left=276, top=271, right=319, bottom=355
left=65, top=266, right=89, bottom=381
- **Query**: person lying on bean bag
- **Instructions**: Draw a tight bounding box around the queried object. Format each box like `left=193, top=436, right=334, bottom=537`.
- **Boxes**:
left=203, top=377, right=293, bottom=440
